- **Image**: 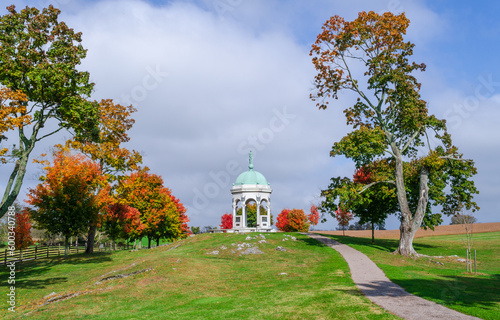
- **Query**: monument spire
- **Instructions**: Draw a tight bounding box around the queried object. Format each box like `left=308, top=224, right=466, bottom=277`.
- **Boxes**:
left=249, top=150, right=254, bottom=170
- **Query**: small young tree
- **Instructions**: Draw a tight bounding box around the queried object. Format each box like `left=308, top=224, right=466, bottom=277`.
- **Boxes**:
left=14, top=208, right=33, bottom=250
left=308, top=205, right=320, bottom=230
left=220, top=213, right=233, bottom=230
left=335, top=209, right=353, bottom=236
left=451, top=214, right=477, bottom=225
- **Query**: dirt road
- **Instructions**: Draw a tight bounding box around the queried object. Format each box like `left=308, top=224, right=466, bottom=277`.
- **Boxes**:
left=313, top=222, right=500, bottom=239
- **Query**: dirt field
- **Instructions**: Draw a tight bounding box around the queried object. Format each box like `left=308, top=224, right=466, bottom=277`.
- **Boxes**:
left=313, top=222, right=500, bottom=239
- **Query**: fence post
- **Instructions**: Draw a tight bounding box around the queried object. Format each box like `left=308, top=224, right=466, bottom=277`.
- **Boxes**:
left=58, top=244, right=60, bottom=256
left=35, top=246, right=38, bottom=260
left=47, top=245, right=49, bottom=258
left=77, top=245, right=79, bottom=254
left=20, top=249, right=23, bottom=262
left=4, top=249, right=6, bottom=264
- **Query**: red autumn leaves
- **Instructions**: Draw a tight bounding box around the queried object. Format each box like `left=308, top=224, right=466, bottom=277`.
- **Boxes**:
left=275, top=206, right=319, bottom=232
left=220, top=213, right=233, bottom=229
left=27, top=151, right=189, bottom=247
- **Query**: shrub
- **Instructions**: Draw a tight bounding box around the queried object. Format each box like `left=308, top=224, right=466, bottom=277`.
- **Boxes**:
left=276, top=209, right=310, bottom=232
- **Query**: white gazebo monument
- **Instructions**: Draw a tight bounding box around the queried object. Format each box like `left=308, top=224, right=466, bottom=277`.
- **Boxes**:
left=230, top=151, right=273, bottom=232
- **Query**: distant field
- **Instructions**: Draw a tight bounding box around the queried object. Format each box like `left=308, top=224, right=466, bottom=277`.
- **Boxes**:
left=315, top=222, right=500, bottom=239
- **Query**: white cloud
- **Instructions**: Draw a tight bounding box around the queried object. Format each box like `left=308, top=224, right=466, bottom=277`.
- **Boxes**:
left=2, top=0, right=498, bottom=231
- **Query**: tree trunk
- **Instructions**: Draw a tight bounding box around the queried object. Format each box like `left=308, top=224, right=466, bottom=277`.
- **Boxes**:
left=371, top=221, right=374, bottom=243
left=0, top=126, right=38, bottom=218
left=64, top=236, right=69, bottom=258
left=0, top=155, right=29, bottom=218
left=86, top=224, right=97, bottom=253
left=137, top=238, right=142, bottom=249
left=394, top=166, right=429, bottom=256
left=148, top=237, right=151, bottom=249
left=156, top=238, right=160, bottom=247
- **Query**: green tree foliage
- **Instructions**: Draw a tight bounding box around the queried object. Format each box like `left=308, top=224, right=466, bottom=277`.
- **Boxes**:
left=236, top=202, right=268, bottom=228
left=190, top=226, right=200, bottom=234
left=0, top=5, right=100, bottom=218
left=311, top=11, right=479, bottom=255
left=322, top=166, right=398, bottom=242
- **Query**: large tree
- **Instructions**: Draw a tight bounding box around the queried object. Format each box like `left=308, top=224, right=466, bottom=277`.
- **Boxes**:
left=62, top=99, right=142, bottom=253
left=117, top=170, right=189, bottom=248
left=27, top=151, right=109, bottom=256
left=310, top=11, right=478, bottom=255
left=0, top=5, right=99, bottom=218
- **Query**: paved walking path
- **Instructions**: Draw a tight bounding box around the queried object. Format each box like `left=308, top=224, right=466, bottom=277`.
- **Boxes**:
left=306, top=233, right=481, bottom=320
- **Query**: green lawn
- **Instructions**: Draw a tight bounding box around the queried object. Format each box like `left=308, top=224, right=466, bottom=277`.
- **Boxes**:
left=323, top=232, right=500, bottom=320
left=1, top=233, right=398, bottom=319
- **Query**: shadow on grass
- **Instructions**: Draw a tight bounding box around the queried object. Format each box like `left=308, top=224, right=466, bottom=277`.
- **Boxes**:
left=391, top=274, right=500, bottom=311
left=299, top=234, right=331, bottom=248
left=0, top=252, right=113, bottom=289
left=316, top=233, right=438, bottom=252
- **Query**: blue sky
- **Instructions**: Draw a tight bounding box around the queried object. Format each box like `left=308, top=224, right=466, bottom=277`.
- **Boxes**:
left=2, top=0, right=499, bottom=230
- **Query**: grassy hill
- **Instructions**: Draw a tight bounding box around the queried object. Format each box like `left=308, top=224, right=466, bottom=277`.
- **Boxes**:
left=1, top=233, right=397, bottom=319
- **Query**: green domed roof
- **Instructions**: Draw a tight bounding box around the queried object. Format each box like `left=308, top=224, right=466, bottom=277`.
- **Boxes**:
left=234, top=169, right=268, bottom=185
left=233, top=151, right=269, bottom=186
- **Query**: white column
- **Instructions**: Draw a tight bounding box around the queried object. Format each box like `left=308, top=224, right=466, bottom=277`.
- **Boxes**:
left=256, top=199, right=261, bottom=229
left=232, top=198, right=237, bottom=229
left=242, top=200, right=247, bottom=229
left=267, top=198, right=271, bottom=229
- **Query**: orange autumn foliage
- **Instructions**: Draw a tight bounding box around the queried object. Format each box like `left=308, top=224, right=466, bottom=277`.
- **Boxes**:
left=28, top=151, right=109, bottom=245
left=117, top=170, right=189, bottom=243
left=0, top=87, right=31, bottom=163
left=276, top=208, right=310, bottom=232
left=63, top=99, right=142, bottom=176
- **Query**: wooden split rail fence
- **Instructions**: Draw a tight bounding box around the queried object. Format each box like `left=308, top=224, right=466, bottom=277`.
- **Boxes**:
left=1, top=243, right=131, bottom=265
